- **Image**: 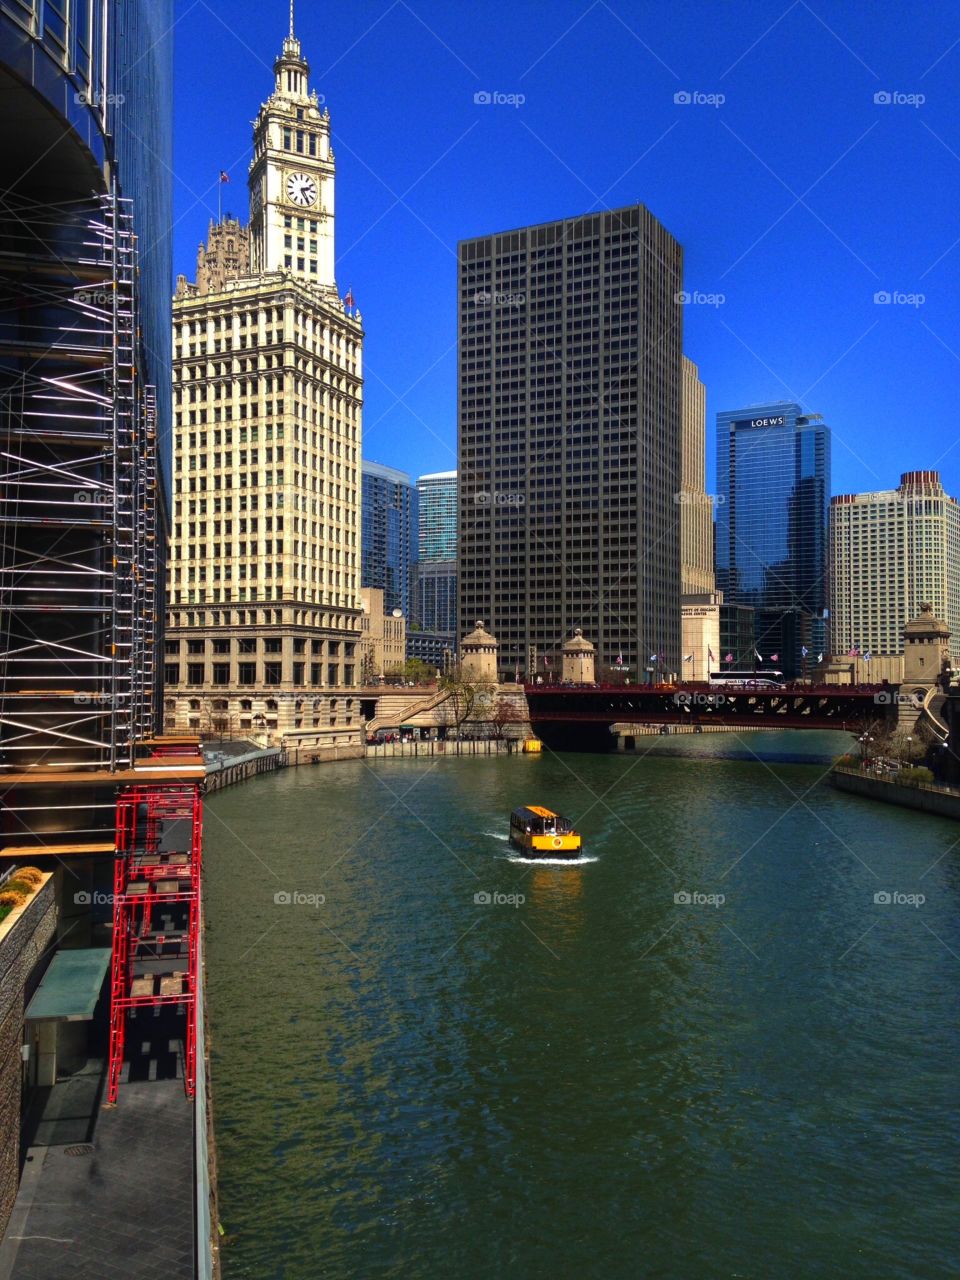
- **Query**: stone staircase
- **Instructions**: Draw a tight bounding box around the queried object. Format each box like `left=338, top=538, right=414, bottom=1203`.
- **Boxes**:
left=366, top=687, right=453, bottom=733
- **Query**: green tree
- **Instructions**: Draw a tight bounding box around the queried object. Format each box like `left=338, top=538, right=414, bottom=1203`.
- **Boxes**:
left=403, top=658, right=436, bottom=685
left=439, top=675, right=494, bottom=735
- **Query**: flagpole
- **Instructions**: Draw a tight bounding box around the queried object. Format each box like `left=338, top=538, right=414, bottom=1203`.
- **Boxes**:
left=218, top=172, right=222, bottom=223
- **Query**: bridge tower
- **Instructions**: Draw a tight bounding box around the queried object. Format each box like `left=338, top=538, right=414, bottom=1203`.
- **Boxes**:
left=562, top=629, right=596, bottom=684
left=461, top=621, right=499, bottom=682
left=900, top=603, right=952, bottom=730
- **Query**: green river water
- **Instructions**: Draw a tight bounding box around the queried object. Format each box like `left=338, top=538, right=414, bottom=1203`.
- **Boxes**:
left=204, top=732, right=958, bottom=1279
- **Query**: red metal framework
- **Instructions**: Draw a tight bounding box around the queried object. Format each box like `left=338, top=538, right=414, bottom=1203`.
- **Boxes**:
left=106, top=779, right=203, bottom=1104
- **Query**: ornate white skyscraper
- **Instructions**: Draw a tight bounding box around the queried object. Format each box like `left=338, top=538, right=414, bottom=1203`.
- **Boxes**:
left=166, top=10, right=365, bottom=757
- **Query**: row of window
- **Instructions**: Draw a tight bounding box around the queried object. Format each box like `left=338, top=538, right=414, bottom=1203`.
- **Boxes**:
left=166, top=662, right=354, bottom=688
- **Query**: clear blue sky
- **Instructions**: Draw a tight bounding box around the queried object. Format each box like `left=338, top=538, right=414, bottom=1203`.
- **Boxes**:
left=172, top=0, right=960, bottom=497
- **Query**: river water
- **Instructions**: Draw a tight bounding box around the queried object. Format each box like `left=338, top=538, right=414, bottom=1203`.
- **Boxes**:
left=204, top=732, right=958, bottom=1279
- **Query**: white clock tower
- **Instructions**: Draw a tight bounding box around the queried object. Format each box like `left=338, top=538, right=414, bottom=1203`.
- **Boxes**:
left=249, top=5, right=336, bottom=289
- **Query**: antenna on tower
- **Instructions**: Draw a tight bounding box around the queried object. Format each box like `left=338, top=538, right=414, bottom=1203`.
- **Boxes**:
left=289, top=0, right=295, bottom=37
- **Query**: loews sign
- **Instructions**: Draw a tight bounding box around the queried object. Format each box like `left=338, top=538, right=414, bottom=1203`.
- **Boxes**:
left=736, top=415, right=787, bottom=428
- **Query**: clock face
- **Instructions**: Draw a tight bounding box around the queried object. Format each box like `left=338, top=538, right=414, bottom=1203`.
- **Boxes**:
left=286, top=172, right=318, bottom=207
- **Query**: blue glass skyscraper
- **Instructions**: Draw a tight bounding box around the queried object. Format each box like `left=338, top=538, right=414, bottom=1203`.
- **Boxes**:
left=716, top=402, right=830, bottom=676
left=362, top=460, right=418, bottom=618
left=416, top=470, right=457, bottom=636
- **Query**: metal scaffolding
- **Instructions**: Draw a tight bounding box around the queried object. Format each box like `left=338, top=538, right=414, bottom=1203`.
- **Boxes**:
left=0, top=188, right=157, bottom=779
left=107, top=774, right=203, bottom=1104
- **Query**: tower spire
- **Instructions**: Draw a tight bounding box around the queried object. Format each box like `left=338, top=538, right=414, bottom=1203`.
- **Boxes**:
left=290, top=0, right=295, bottom=37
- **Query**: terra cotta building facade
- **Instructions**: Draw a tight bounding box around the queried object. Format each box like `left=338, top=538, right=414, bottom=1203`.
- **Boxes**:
left=164, top=24, right=364, bottom=757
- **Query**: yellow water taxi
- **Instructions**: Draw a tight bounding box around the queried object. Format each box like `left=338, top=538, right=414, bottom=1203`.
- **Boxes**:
left=509, top=806, right=582, bottom=857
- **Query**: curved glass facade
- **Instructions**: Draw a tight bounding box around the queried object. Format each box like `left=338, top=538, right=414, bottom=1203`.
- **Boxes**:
left=361, top=460, right=418, bottom=618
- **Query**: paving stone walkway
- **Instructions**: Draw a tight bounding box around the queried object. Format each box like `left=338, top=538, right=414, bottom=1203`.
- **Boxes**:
left=0, top=1065, right=194, bottom=1280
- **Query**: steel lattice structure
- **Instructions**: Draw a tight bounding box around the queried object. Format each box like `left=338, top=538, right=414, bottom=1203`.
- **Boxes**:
left=0, top=189, right=157, bottom=779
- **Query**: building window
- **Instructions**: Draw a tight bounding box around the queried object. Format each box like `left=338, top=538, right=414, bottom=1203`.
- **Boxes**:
left=293, top=662, right=305, bottom=686
left=164, top=664, right=180, bottom=685
left=187, top=639, right=205, bottom=655
left=187, top=663, right=204, bottom=686
left=264, top=662, right=282, bottom=685
left=238, top=663, right=256, bottom=685
left=165, top=640, right=180, bottom=655
left=212, top=664, right=230, bottom=686
left=213, top=639, right=230, bottom=654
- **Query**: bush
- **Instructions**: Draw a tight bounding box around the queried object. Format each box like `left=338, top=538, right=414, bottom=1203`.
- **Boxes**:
left=899, top=766, right=935, bottom=786
left=0, top=867, right=44, bottom=910
left=834, top=755, right=858, bottom=769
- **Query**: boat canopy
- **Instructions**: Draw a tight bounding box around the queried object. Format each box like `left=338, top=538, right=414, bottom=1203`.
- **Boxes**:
left=510, top=806, right=574, bottom=833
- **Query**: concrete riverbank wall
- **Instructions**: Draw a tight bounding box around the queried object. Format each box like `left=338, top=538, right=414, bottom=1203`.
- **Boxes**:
left=830, top=767, right=960, bottom=820
left=204, top=747, right=286, bottom=793
left=364, top=738, right=519, bottom=760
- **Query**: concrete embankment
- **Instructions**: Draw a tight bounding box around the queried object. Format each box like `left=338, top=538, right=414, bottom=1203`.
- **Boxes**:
left=365, top=738, right=518, bottom=760
left=830, top=767, right=960, bottom=820
left=204, top=747, right=286, bottom=793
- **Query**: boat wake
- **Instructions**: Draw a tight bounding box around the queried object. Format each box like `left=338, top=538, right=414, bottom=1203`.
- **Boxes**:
left=504, top=853, right=598, bottom=866
left=484, top=831, right=511, bottom=842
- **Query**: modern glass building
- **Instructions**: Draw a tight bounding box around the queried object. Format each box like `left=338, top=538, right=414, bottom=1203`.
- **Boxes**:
left=361, top=460, right=418, bottom=618
left=418, top=470, right=458, bottom=559
left=716, top=402, right=830, bottom=676
left=415, top=470, right=457, bottom=636
left=0, top=0, right=174, bottom=1252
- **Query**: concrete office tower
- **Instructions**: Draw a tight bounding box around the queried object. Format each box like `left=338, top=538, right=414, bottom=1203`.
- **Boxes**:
left=361, top=460, right=418, bottom=619
left=416, top=470, right=458, bottom=637
left=679, top=357, right=714, bottom=595
left=830, top=471, right=960, bottom=662
left=458, top=205, right=684, bottom=679
left=679, top=356, right=720, bottom=681
left=716, top=401, right=830, bottom=677
left=165, top=18, right=365, bottom=756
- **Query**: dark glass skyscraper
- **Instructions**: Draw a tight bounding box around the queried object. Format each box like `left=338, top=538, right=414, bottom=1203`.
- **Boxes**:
left=458, top=205, right=683, bottom=678
left=0, top=0, right=174, bottom=1249
left=362, top=460, right=418, bottom=618
left=716, top=402, right=831, bottom=676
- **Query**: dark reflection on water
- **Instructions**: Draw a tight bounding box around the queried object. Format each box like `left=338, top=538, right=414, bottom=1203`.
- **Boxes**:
left=205, top=732, right=959, bottom=1280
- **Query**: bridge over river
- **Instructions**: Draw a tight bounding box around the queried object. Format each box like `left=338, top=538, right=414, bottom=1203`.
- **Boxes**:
left=524, top=683, right=898, bottom=751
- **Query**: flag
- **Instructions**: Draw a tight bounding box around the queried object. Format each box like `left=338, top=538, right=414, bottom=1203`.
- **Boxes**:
left=755, top=649, right=763, bottom=662
left=683, top=653, right=694, bottom=663
left=219, top=170, right=230, bottom=183
left=649, top=653, right=658, bottom=662
left=615, top=650, right=623, bottom=666
left=817, top=652, right=823, bottom=663
left=544, top=655, right=551, bottom=666
left=770, top=653, right=779, bottom=662
left=801, top=646, right=809, bottom=658
left=514, top=661, right=520, bottom=682
left=724, top=653, right=733, bottom=664
left=345, top=288, right=355, bottom=308
left=863, top=651, right=871, bottom=663
left=708, top=647, right=716, bottom=663
left=848, top=646, right=860, bottom=657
